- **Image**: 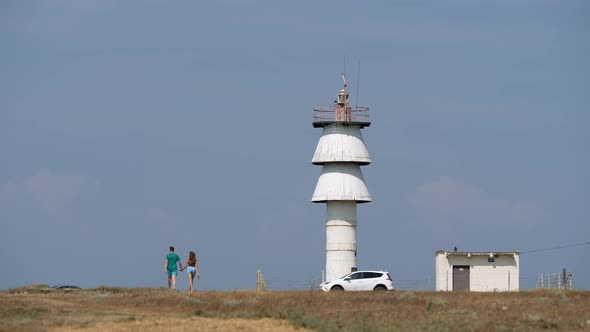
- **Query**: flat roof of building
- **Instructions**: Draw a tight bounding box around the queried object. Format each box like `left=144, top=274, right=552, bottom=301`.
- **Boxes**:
left=436, top=250, right=519, bottom=256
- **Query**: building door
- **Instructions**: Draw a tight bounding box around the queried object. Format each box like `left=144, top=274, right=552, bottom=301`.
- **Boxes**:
left=453, top=265, right=470, bottom=291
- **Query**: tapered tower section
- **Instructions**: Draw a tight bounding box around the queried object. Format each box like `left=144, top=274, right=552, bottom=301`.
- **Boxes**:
left=312, top=75, right=371, bottom=282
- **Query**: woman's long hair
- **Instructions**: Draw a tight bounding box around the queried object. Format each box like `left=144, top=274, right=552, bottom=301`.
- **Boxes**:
left=188, top=251, right=197, bottom=265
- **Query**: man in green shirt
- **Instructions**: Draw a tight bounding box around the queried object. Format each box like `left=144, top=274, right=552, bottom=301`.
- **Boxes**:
left=164, top=246, right=182, bottom=289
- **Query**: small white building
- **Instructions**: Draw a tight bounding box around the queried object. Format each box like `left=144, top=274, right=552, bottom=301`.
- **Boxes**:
left=435, top=250, right=519, bottom=292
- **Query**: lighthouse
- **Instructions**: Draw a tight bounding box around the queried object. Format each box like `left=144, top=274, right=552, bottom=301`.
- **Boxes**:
left=312, top=74, right=371, bottom=282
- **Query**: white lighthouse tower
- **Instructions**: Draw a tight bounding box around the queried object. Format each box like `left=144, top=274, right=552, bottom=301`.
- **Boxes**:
left=312, top=74, right=371, bottom=282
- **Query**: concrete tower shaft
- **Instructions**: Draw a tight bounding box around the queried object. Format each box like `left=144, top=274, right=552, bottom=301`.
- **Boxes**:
left=326, top=201, right=357, bottom=280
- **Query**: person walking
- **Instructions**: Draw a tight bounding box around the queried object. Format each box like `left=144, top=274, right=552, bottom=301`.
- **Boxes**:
left=164, top=246, right=182, bottom=290
left=180, top=251, right=200, bottom=292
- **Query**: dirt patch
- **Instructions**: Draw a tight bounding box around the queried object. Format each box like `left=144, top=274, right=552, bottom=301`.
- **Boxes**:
left=50, top=317, right=309, bottom=332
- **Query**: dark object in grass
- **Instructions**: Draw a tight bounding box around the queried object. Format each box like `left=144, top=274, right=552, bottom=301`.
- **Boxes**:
left=52, top=285, right=81, bottom=290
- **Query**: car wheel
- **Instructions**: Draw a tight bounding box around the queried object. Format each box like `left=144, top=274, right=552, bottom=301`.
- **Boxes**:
left=373, top=285, right=387, bottom=291
left=330, top=285, right=344, bottom=291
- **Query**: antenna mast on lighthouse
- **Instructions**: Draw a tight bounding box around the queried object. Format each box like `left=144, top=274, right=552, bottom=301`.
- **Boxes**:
left=311, top=75, right=371, bottom=282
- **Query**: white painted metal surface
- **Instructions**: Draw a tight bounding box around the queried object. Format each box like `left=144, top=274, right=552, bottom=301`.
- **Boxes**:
left=312, top=163, right=371, bottom=203
left=312, top=124, right=371, bottom=165
left=435, top=251, right=520, bottom=292
left=325, top=201, right=357, bottom=281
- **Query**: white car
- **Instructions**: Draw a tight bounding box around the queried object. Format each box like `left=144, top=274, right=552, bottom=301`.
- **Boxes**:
left=320, top=271, right=395, bottom=291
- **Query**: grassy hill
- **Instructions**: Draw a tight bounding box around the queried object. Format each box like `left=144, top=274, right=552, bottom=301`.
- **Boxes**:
left=1, top=286, right=589, bottom=331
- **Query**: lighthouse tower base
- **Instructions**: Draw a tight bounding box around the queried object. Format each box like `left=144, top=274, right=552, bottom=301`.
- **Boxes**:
left=326, top=201, right=357, bottom=282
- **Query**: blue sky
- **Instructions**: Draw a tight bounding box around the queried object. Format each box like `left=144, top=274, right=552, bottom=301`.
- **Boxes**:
left=1, top=0, right=588, bottom=290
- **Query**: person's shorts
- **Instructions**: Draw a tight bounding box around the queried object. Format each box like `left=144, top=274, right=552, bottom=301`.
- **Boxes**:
left=167, top=270, right=178, bottom=277
left=187, top=267, right=196, bottom=275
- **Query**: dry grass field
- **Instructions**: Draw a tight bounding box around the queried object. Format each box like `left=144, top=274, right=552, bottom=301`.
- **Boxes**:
left=1, top=285, right=589, bottom=331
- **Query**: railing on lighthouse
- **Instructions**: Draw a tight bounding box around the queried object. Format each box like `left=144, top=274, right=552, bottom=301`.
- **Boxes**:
left=312, top=106, right=370, bottom=127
